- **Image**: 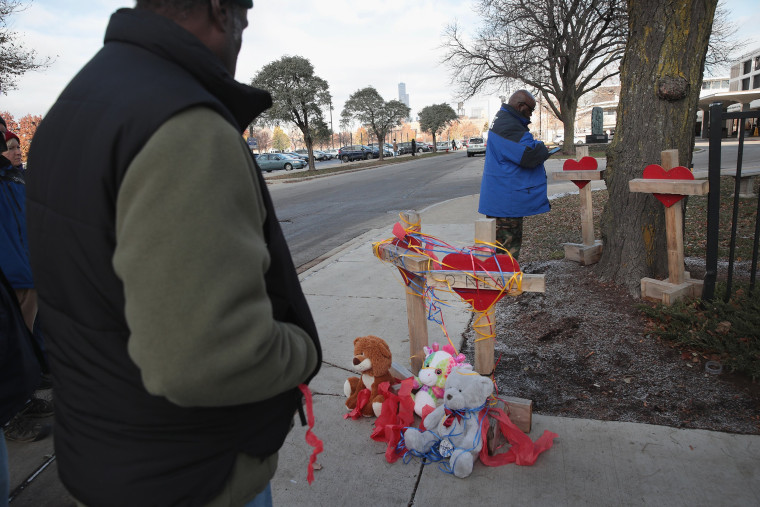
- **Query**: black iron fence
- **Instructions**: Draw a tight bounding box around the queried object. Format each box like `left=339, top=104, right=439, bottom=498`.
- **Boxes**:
left=703, top=102, right=760, bottom=301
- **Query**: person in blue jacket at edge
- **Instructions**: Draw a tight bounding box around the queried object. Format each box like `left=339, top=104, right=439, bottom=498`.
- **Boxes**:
left=478, top=90, right=552, bottom=260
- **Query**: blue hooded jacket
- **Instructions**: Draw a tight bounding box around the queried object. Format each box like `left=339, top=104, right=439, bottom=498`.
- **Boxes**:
left=478, top=104, right=550, bottom=218
left=0, top=159, right=33, bottom=289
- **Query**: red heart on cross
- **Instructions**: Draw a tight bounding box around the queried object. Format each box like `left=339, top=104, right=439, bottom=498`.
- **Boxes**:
left=642, top=164, right=694, bottom=208
left=441, top=253, right=520, bottom=311
left=563, top=156, right=598, bottom=189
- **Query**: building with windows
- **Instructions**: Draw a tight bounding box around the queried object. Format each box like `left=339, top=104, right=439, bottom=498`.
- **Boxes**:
left=729, top=49, right=760, bottom=92
left=702, top=76, right=730, bottom=93
left=697, top=46, right=760, bottom=138
left=398, top=82, right=410, bottom=121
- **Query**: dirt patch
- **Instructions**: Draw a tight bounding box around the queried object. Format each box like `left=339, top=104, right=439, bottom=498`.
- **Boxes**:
left=461, top=259, right=760, bottom=435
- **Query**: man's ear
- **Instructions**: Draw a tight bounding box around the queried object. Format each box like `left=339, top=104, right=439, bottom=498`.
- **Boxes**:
left=208, top=0, right=229, bottom=32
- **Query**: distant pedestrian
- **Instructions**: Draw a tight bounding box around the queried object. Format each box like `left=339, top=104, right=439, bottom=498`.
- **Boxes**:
left=393, top=139, right=398, bottom=157
left=411, top=138, right=417, bottom=156
left=452, top=139, right=456, bottom=151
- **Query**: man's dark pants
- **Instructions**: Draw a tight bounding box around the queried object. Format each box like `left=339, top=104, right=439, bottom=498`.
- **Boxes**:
left=487, top=216, right=523, bottom=260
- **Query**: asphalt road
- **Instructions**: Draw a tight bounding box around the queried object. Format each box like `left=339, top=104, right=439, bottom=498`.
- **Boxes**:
left=268, top=139, right=760, bottom=270
left=268, top=152, right=483, bottom=269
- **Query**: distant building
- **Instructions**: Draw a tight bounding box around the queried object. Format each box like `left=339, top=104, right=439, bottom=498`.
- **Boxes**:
left=701, top=76, right=730, bottom=94
left=729, top=48, right=760, bottom=93
left=398, top=82, right=411, bottom=121
left=577, top=85, right=620, bottom=135
left=697, top=46, right=760, bottom=138
left=695, top=76, right=729, bottom=133
left=470, top=106, right=485, bottom=119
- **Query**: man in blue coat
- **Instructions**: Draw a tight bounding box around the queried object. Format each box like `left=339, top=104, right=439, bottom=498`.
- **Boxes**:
left=478, top=90, right=551, bottom=260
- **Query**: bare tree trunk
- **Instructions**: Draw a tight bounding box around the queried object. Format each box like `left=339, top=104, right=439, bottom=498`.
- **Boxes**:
left=597, top=0, right=717, bottom=294
left=374, top=128, right=385, bottom=161
left=305, top=136, right=316, bottom=171
left=560, top=100, right=578, bottom=154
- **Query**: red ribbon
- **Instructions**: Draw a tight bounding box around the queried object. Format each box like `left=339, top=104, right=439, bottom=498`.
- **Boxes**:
left=443, top=407, right=464, bottom=427
left=343, top=388, right=371, bottom=420
left=478, top=406, right=557, bottom=467
left=369, top=378, right=416, bottom=463
left=297, top=384, right=323, bottom=484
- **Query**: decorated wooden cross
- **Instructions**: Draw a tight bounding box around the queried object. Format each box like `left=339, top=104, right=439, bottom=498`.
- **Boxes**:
left=628, top=149, right=709, bottom=305
left=373, top=211, right=545, bottom=375
left=552, top=145, right=605, bottom=265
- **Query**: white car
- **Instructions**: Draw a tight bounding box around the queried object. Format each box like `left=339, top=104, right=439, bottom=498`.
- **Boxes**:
left=466, top=137, right=486, bottom=157
left=553, top=134, right=586, bottom=145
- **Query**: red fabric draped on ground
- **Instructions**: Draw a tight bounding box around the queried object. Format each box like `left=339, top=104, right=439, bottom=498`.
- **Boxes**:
left=370, top=378, right=416, bottom=463
left=479, top=406, right=557, bottom=466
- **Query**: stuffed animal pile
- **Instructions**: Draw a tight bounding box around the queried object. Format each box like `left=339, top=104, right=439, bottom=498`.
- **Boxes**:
left=412, top=343, right=471, bottom=417
left=403, top=367, right=493, bottom=478
left=344, top=335, right=394, bottom=417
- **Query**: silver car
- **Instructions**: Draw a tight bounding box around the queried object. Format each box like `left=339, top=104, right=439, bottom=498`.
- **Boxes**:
left=466, top=137, right=486, bottom=157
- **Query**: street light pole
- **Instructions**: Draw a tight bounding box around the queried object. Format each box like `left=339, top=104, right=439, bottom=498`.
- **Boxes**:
left=329, top=98, right=334, bottom=150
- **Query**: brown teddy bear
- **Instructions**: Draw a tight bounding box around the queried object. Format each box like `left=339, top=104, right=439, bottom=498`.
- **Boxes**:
left=344, top=335, right=394, bottom=417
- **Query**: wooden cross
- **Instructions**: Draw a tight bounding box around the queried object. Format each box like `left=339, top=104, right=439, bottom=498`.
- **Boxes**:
left=629, top=150, right=709, bottom=305
left=374, top=212, right=545, bottom=375
left=552, top=145, right=605, bottom=265
left=375, top=212, right=542, bottom=433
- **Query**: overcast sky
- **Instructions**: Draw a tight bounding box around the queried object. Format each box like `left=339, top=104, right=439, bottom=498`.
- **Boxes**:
left=2, top=0, right=759, bottom=122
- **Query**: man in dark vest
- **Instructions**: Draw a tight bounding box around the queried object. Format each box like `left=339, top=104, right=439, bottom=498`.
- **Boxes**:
left=25, top=1, right=321, bottom=505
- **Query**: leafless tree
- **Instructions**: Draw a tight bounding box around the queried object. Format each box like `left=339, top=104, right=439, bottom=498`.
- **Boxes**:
left=704, top=0, right=747, bottom=74
left=0, top=0, right=52, bottom=94
left=443, top=0, right=627, bottom=152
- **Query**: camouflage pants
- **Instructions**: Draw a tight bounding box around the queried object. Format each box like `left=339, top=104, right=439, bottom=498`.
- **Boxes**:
left=488, top=216, right=524, bottom=260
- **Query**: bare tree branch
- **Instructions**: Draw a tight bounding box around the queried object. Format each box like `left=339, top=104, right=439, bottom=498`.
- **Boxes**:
left=443, top=0, right=627, bottom=150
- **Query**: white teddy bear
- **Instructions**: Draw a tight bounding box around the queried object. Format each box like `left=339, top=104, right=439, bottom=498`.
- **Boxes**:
left=403, top=367, right=494, bottom=478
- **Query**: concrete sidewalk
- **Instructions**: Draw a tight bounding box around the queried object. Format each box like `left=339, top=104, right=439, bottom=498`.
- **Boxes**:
left=6, top=186, right=760, bottom=506
left=272, top=193, right=759, bottom=506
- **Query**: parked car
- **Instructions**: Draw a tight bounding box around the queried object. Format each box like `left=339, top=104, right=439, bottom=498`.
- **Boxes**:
left=368, top=143, right=393, bottom=158
left=396, top=142, right=413, bottom=155
left=553, top=134, right=585, bottom=145
left=396, top=141, right=430, bottom=155
left=284, top=151, right=309, bottom=161
left=324, top=148, right=340, bottom=159
left=294, top=149, right=330, bottom=161
left=466, top=136, right=486, bottom=157
left=256, top=153, right=306, bottom=172
left=435, top=141, right=450, bottom=151
left=338, top=145, right=373, bottom=162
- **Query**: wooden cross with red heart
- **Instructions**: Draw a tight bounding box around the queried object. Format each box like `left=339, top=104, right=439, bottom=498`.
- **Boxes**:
left=562, top=156, right=598, bottom=189
left=441, top=253, right=520, bottom=311
left=390, top=235, right=422, bottom=286
left=642, top=164, right=694, bottom=208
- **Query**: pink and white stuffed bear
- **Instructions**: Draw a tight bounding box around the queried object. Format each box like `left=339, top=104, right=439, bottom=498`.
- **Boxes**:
left=412, top=343, right=471, bottom=417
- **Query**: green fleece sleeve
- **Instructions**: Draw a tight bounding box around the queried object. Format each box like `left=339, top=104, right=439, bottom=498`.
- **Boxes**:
left=114, top=106, right=318, bottom=407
